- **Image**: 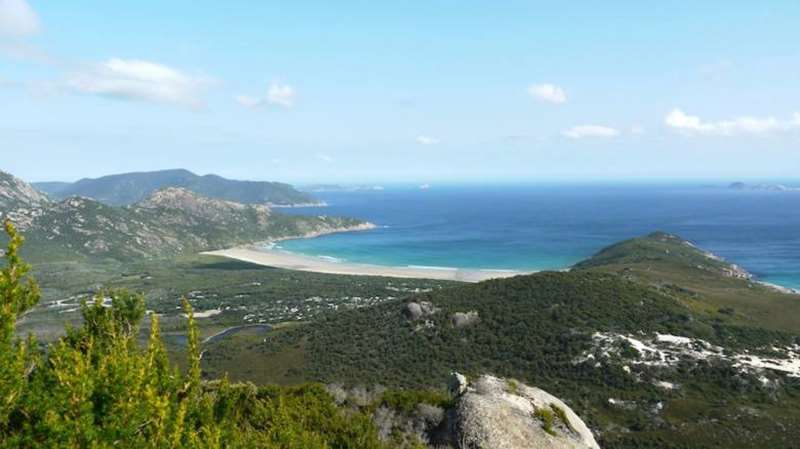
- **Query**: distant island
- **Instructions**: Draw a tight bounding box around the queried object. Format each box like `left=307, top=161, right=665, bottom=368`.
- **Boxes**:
left=303, top=184, right=385, bottom=193
left=728, top=181, right=800, bottom=192
left=34, top=168, right=324, bottom=206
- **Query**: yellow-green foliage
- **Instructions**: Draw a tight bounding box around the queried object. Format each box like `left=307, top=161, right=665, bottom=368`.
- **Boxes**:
left=0, top=220, right=40, bottom=429
left=534, top=407, right=556, bottom=436
left=550, top=403, right=573, bottom=432
left=0, top=220, right=389, bottom=449
left=505, top=379, right=520, bottom=395
left=378, top=389, right=452, bottom=414
left=533, top=404, right=572, bottom=437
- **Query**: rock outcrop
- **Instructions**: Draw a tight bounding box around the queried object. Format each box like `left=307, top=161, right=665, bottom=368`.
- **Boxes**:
left=449, top=373, right=600, bottom=449
left=451, top=310, right=480, bottom=328
left=403, top=301, right=439, bottom=321
left=135, top=187, right=272, bottom=225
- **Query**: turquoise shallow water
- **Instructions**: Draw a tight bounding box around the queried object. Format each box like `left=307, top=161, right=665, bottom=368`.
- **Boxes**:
left=279, top=184, right=800, bottom=290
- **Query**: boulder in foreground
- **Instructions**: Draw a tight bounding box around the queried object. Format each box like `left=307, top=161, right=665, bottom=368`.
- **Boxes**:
left=451, top=373, right=600, bottom=449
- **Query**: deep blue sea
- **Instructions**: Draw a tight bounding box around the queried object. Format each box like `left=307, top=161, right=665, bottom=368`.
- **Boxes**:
left=279, top=184, right=800, bottom=289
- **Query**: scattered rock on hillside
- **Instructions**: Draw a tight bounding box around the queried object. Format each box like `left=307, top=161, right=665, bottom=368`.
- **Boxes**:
left=449, top=372, right=469, bottom=396
left=403, top=301, right=439, bottom=321
left=451, top=311, right=480, bottom=328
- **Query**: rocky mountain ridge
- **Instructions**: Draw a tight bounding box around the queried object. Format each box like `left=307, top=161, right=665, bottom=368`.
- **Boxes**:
left=0, top=171, right=369, bottom=261
left=0, top=170, right=50, bottom=211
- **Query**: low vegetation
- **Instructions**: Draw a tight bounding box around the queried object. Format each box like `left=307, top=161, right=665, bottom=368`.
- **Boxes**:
left=247, top=262, right=800, bottom=448
left=533, top=407, right=556, bottom=436
left=17, top=253, right=453, bottom=347
left=550, top=403, right=573, bottom=432
left=0, top=221, right=400, bottom=448
left=377, top=390, right=452, bottom=415
left=574, top=231, right=800, bottom=334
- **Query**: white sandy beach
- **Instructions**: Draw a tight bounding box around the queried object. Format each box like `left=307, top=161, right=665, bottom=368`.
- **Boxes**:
left=201, top=245, right=530, bottom=282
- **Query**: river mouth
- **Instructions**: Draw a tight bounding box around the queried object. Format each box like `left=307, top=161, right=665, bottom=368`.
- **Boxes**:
left=203, top=324, right=273, bottom=345
left=162, top=324, right=273, bottom=348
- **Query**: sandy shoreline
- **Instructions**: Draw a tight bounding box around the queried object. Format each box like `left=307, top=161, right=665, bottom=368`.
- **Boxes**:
left=201, top=245, right=530, bottom=282
left=758, top=281, right=800, bottom=295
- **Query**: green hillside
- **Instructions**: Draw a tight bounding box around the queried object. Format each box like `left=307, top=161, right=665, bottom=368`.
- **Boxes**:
left=34, top=168, right=320, bottom=206
left=202, top=235, right=800, bottom=449
left=574, top=231, right=800, bottom=333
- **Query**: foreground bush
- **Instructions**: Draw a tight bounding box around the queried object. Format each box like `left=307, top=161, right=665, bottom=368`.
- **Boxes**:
left=0, top=220, right=388, bottom=449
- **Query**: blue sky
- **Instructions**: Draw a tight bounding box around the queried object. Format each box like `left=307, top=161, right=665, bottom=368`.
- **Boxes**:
left=1, top=0, right=799, bottom=183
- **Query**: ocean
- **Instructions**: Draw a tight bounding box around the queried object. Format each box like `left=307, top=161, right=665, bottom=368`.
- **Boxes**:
left=279, top=183, right=800, bottom=289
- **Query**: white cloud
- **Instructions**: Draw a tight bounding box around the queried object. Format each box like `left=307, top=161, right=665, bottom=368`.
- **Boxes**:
left=316, top=153, right=333, bottom=163
left=562, top=125, right=620, bottom=139
left=416, top=135, right=440, bottom=145
left=68, top=58, right=211, bottom=108
left=0, top=0, right=40, bottom=37
left=0, top=0, right=51, bottom=64
left=665, top=108, right=800, bottom=136
left=236, top=82, right=295, bottom=109
left=527, top=83, right=567, bottom=104
left=267, top=82, right=294, bottom=107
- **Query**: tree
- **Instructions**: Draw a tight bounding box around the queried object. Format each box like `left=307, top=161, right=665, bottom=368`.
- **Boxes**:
left=0, top=219, right=40, bottom=429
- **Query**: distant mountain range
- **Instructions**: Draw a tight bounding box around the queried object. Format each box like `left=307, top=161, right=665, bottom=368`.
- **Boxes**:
left=0, top=170, right=368, bottom=261
left=34, top=169, right=322, bottom=206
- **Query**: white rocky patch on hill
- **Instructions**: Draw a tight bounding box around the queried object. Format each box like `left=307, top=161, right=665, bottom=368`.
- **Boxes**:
left=579, top=332, right=800, bottom=378
left=135, top=187, right=271, bottom=223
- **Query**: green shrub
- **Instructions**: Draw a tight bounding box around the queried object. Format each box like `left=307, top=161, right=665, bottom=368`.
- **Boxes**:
left=534, top=407, right=556, bottom=436
left=550, top=403, right=573, bottom=432
left=506, top=379, right=520, bottom=395
left=379, top=389, right=451, bottom=414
